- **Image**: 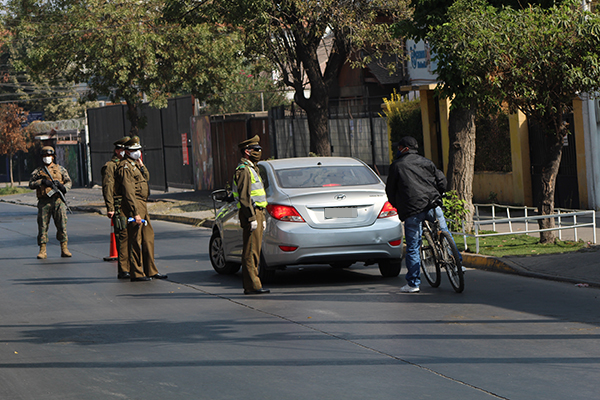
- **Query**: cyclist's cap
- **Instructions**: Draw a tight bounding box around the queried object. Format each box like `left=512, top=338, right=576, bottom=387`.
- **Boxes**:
left=398, top=136, right=418, bottom=150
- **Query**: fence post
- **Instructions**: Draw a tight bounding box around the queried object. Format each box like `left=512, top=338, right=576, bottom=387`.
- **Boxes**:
left=594, top=210, right=597, bottom=244
left=525, top=207, right=529, bottom=233
left=475, top=223, right=480, bottom=254
left=558, top=209, right=562, bottom=241
left=507, top=207, right=512, bottom=233
left=462, top=220, right=467, bottom=251
left=574, top=214, right=578, bottom=242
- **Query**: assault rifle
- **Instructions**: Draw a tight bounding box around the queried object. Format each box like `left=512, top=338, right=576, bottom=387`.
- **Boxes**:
left=42, top=164, right=72, bottom=214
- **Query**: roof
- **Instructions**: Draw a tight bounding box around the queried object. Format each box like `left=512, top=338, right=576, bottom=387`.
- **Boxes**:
left=261, top=157, right=366, bottom=170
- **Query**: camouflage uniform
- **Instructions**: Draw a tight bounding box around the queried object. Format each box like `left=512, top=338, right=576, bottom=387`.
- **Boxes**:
left=29, top=162, right=72, bottom=248
left=102, top=155, right=129, bottom=277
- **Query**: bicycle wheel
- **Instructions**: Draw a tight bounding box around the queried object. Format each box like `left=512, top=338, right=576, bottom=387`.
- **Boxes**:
left=421, top=229, right=441, bottom=287
left=440, top=231, right=464, bottom=293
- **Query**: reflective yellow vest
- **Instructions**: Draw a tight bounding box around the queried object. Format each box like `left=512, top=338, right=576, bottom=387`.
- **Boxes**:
left=232, top=162, right=267, bottom=209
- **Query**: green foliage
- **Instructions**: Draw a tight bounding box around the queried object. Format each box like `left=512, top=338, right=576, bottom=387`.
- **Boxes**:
left=381, top=91, right=423, bottom=152
left=7, top=0, right=244, bottom=133
left=43, top=99, right=101, bottom=121
left=430, top=0, right=600, bottom=126
left=207, top=68, right=290, bottom=114
left=168, top=0, right=412, bottom=155
left=443, top=190, right=470, bottom=231
left=0, top=186, right=31, bottom=196
left=475, top=109, right=511, bottom=172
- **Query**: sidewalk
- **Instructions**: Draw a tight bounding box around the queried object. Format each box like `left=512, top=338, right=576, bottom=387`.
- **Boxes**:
left=2, top=185, right=600, bottom=288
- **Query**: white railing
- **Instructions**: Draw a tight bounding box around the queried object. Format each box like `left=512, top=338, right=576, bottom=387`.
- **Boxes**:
left=450, top=204, right=597, bottom=254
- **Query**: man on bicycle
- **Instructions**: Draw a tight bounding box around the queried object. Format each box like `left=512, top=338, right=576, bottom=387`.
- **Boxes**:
left=386, top=136, right=451, bottom=293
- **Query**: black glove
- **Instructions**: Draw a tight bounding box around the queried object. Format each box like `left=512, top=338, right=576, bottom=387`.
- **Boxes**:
left=57, top=182, right=66, bottom=194
left=42, top=179, right=53, bottom=187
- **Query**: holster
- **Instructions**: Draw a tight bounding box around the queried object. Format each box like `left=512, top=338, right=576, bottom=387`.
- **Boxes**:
left=113, top=215, right=127, bottom=231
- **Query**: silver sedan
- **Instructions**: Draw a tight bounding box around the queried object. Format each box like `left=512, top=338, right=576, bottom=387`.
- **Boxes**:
left=209, top=157, right=403, bottom=282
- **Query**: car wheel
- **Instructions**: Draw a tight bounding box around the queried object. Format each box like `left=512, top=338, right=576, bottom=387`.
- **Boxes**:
left=378, top=259, right=402, bottom=277
left=259, top=253, right=276, bottom=283
left=330, top=261, right=354, bottom=269
left=209, top=231, right=241, bottom=275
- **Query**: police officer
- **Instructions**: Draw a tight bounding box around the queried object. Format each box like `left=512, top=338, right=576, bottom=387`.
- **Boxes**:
left=233, top=135, right=270, bottom=295
left=101, top=136, right=130, bottom=279
left=29, top=146, right=73, bottom=259
left=115, top=136, right=168, bottom=282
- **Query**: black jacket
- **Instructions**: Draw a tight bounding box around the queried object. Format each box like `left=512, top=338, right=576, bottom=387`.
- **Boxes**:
left=385, top=150, right=447, bottom=221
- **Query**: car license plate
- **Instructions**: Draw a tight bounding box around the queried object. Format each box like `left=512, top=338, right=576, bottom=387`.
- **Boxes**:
left=325, top=207, right=357, bottom=219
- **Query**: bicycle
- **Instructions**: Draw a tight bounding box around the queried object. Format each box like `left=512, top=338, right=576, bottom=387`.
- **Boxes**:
left=420, top=217, right=464, bottom=293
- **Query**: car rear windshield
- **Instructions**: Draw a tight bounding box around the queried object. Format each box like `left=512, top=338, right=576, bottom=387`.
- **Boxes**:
left=275, top=166, right=380, bottom=188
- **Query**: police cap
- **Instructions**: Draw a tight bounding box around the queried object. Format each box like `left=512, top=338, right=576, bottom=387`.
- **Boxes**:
left=238, top=135, right=261, bottom=150
left=124, top=136, right=142, bottom=150
left=113, top=136, right=130, bottom=148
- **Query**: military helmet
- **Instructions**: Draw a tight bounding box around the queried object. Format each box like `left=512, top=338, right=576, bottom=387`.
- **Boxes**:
left=41, top=146, right=55, bottom=156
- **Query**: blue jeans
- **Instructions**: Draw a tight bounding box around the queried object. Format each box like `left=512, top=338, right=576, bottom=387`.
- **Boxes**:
left=403, top=206, right=451, bottom=287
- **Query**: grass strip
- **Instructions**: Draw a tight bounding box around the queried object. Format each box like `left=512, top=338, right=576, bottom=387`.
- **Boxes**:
left=454, top=231, right=588, bottom=257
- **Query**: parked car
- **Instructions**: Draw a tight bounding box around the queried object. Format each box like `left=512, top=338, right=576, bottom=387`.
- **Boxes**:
left=208, top=157, right=403, bottom=282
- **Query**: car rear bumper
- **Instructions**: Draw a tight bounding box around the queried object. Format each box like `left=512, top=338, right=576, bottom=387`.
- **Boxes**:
left=262, top=218, right=403, bottom=267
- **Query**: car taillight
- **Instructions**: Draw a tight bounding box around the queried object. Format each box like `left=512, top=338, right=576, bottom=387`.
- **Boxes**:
left=279, top=245, right=298, bottom=252
left=378, top=201, right=398, bottom=218
left=267, top=204, right=305, bottom=222
left=389, top=239, right=402, bottom=246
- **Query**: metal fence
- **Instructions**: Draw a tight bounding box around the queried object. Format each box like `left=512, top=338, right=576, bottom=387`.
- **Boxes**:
left=451, top=204, right=597, bottom=253
left=270, top=103, right=391, bottom=176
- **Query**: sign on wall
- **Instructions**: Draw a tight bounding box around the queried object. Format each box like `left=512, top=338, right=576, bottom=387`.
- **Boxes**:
left=406, top=39, right=438, bottom=86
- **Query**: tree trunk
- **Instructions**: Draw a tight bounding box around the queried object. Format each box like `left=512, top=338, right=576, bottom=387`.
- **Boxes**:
left=446, top=106, right=476, bottom=231
left=294, top=86, right=331, bottom=156
left=126, top=100, right=140, bottom=137
left=537, top=128, right=565, bottom=244
left=8, top=154, right=14, bottom=187
left=305, top=99, right=331, bottom=157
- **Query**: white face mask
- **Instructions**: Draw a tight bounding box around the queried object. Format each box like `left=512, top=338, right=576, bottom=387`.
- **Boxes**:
left=43, top=156, right=53, bottom=165
left=118, top=150, right=126, bottom=158
left=128, top=150, right=141, bottom=160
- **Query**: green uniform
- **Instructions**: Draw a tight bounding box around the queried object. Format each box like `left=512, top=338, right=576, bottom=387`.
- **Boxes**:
left=29, top=163, right=72, bottom=246
left=233, top=158, right=267, bottom=291
left=115, top=157, right=159, bottom=279
left=101, top=156, right=129, bottom=276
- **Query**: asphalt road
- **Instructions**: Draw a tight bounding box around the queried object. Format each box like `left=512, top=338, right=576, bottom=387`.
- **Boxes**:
left=1, top=202, right=599, bottom=400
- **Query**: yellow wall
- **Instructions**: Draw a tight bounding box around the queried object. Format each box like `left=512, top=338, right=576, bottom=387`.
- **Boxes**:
left=413, top=86, right=590, bottom=209
left=509, top=111, right=533, bottom=206
left=472, top=172, right=515, bottom=204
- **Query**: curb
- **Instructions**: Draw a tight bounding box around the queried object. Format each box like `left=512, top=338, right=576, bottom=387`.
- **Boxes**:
left=149, top=213, right=214, bottom=228
left=462, top=252, right=600, bottom=288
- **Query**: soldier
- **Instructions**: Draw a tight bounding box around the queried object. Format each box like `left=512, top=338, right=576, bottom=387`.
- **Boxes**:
left=29, top=146, right=73, bottom=259
left=101, top=136, right=130, bottom=279
left=115, top=136, right=168, bottom=282
left=233, top=135, right=270, bottom=295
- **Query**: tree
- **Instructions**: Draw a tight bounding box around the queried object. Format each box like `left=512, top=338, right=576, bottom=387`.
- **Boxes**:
left=0, top=103, right=29, bottom=186
left=168, top=0, right=411, bottom=156
left=432, top=0, right=600, bottom=242
left=205, top=66, right=290, bottom=114
left=394, top=0, right=562, bottom=228
left=7, top=0, right=243, bottom=136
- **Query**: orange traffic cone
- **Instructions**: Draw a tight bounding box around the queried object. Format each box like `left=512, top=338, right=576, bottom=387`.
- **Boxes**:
left=103, top=219, right=118, bottom=261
